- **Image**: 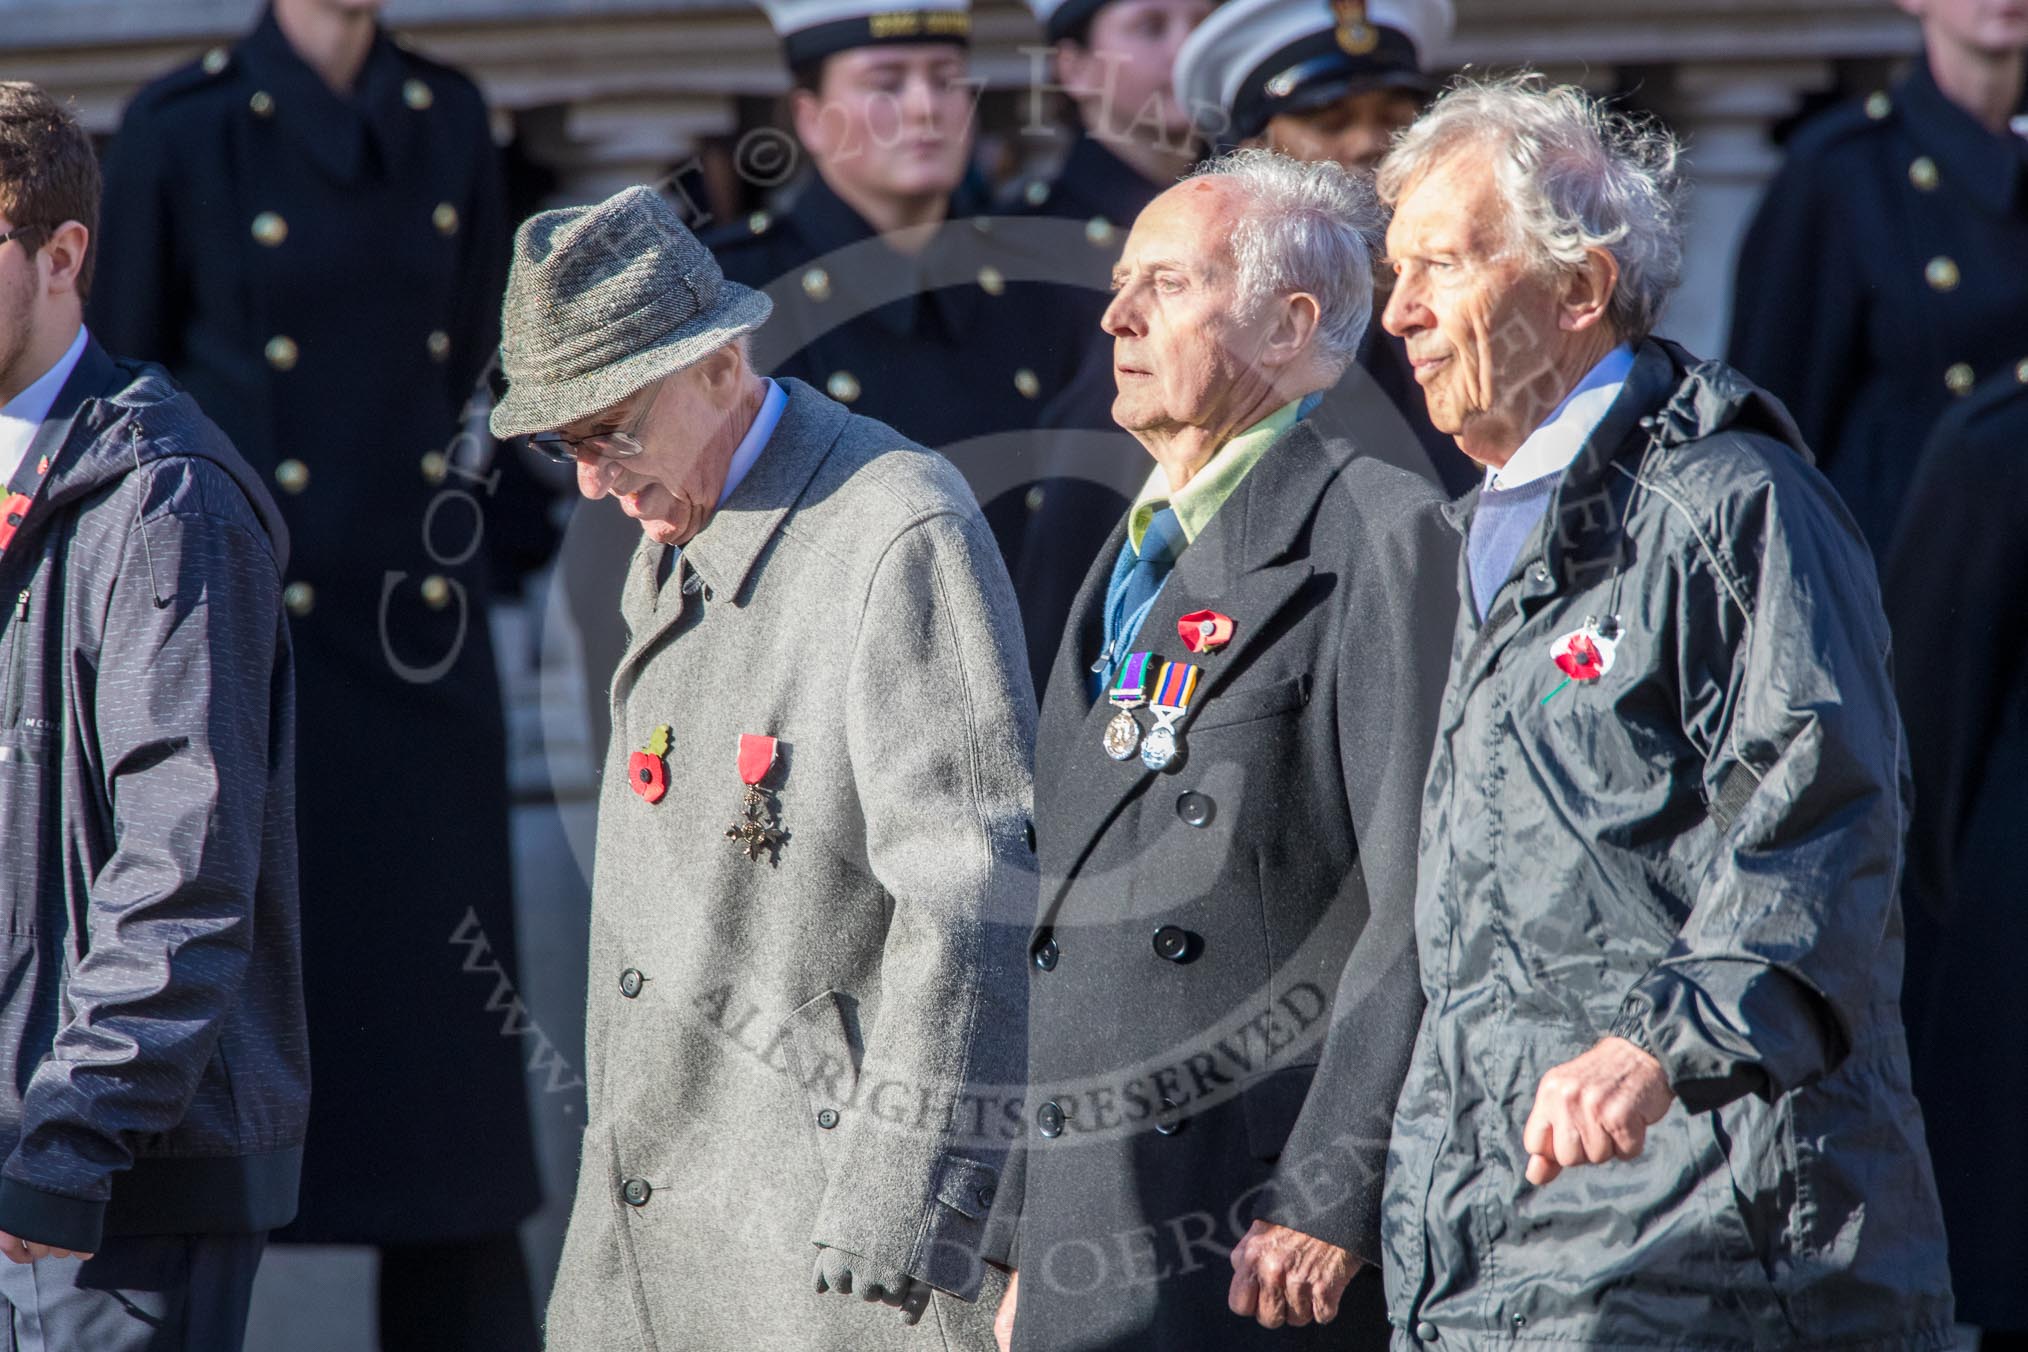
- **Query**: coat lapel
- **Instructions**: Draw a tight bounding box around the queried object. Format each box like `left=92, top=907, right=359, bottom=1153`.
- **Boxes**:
left=1034, top=418, right=1349, bottom=897
left=611, top=378, right=846, bottom=689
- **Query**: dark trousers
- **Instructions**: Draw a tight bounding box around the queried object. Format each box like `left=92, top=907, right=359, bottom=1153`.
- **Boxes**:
left=378, top=1233, right=539, bottom=1352
left=0, top=1232, right=264, bottom=1351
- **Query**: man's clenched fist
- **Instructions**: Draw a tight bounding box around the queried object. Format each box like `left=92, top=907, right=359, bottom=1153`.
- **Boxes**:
left=1227, top=1220, right=1358, bottom=1329
left=1523, top=1036, right=1676, bottom=1186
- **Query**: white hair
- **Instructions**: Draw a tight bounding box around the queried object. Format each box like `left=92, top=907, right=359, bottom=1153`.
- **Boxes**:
left=1186, top=149, right=1379, bottom=379
left=1376, top=74, right=1685, bottom=341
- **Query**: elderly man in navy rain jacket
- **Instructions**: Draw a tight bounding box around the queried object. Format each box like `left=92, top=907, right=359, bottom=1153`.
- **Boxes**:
left=0, top=83, right=307, bottom=1351
left=1375, top=75, right=1954, bottom=1350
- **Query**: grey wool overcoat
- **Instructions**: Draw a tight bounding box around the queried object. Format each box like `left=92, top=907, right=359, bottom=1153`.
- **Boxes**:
left=546, top=377, right=1033, bottom=1351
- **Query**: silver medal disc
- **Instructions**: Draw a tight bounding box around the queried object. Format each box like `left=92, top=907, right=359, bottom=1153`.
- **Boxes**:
left=1103, top=708, right=1142, bottom=761
left=1140, top=724, right=1178, bottom=771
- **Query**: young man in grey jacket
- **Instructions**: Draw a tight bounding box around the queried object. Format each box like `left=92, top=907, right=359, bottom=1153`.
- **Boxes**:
left=0, top=82, right=308, bottom=1349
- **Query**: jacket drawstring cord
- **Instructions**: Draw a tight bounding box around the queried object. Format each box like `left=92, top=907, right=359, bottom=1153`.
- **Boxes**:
left=130, top=422, right=170, bottom=609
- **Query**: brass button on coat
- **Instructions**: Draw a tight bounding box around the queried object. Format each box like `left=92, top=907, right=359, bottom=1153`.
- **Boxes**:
left=1013, top=368, right=1040, bottom=399
left=249, top=90, right=274, bottom=118
left=202, top=47, right=229, bottom=75
left=1024, top=180, right=1050, bottom=207
left=801, top=267, right=832, bottom=301
left=1908, top=157, right=1939, bottom=191
left=251, top=211, right=288, bottom=247
left=420, top=575, right=452, bottom=610
left=432, top=202, right=460, bottom=235
left=426, top=330, right=451, bottom=362
left=1946, top=362, right=1976, bottom=395
left=274, top=459, right=309, bottom=494
left=977, top=265, right=1006, bottom=296
left=403, top=79, right=434, bottom=110
left=747, top=210, right=771, bottom=235
left=283, top=581, right=315, bottom=617
left=1925, top=256, right=1960, bottom=292
left=1024, top=484, right=1046, bottom=512
left=420, top=451, right=448, bottom=485
left=1085, top=217, right=1116, bottom=247
left=265, top=335, right=299, bottom=371
left=2016, top=358, right=2028, bottom=384
left=826, top=371, right=860, bottom=403
left=1865, top=91, right=1892, bottom=120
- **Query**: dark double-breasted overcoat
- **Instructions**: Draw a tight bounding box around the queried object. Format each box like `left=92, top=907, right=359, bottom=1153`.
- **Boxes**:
left=1884, top=358, right=2028, bottom=1334
left=999, top=416, right=1457, bottom=1351
left=1729, top=53, right=2028, bottom=558
left=89, top=10, right=549, bottom=1244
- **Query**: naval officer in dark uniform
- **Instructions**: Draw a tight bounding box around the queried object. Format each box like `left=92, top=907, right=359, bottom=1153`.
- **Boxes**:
left=1729, top=2, right=2028, bottom=559
left=1171, top=0, right=1467, bottom=494
left=89, top=3, right=550, bottom=1348
left=1009, top=0, right=1215, bottom=340
left=705, top=0, right=1087, bottom=568
left=1884, top=356, right=2028, bottom=1351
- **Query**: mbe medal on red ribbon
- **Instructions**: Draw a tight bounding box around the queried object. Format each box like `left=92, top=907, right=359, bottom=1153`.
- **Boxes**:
left=726, top=733, right=784, bottom=862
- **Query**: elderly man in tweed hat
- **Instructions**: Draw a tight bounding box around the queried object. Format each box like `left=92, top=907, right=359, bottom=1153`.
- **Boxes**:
left=492, top=186, right=1033, bottom=1350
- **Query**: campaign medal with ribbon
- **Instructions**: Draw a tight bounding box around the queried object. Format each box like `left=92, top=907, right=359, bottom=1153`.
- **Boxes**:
left=1103, top=651, right=1153, bottom=761
left=1140, top=660, right=1202, bottom=771
left=628, top=725, right=672, bottom=804
left=1178, top=610, right=1235, bottom=655
left=1542, top=617, right=1622, bottom=704
left=725, top=733, right=785, bottom=862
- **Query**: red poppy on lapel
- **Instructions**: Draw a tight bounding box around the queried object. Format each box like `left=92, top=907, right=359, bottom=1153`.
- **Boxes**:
left=1178, top=610, right=1236, bottom=654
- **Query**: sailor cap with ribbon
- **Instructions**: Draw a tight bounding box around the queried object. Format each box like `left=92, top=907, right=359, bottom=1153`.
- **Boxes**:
left=761, top=0, right=973, bottom=68
left=1174, top=0, right=1451, bottom=146
left=1025, top=0, right=1129, bottom=45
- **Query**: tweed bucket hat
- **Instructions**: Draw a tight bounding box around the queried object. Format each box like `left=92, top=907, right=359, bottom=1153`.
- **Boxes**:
left=491, top=185, right=774, bottom=439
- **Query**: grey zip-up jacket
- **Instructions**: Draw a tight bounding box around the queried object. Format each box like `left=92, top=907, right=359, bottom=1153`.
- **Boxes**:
left=1383, top=341, right=1954, bottom=1350
left=0, top=338, right=307, bottom=1254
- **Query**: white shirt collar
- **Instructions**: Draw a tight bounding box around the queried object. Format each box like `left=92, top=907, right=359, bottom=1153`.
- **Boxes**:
left=1485, top=344, right=1636, bottom=492
left=0, top=324, right=89, bottom=488
left=718, top=377, right=785, bottom=508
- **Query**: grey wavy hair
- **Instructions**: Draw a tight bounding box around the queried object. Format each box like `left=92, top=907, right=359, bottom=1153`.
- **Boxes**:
left=1376, top=74, right=1686, bottom=341
left=1186, top=149, right=1379, bottom=378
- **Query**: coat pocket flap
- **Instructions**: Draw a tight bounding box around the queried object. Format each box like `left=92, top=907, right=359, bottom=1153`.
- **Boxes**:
left=934, top=1153, right=1000, bottom=1221
left=1188, top=674, right=1311, bottom=733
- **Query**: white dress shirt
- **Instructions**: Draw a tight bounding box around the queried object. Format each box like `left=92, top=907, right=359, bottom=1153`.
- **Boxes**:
left=0, top=325, right=88, bottom=488
left=1486, top=344, right=1636, bottom=492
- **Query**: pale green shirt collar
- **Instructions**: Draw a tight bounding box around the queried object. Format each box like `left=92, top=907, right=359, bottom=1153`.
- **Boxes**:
left=1128, top=399, right=1303, bottom=553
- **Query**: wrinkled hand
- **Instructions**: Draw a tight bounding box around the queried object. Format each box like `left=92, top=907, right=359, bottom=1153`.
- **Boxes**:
left=994, top=1269, right=1018, bottom=1352
left=1227, top=1220, right=1358, bottom=1329
left=1523, top=1036, right=1676, bottom=1186
left=0, top=1231, right=91, bottom=1265
left=814, top=1244, right=931, bottom=1325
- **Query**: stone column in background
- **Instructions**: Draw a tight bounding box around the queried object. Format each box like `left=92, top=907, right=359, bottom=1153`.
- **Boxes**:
left=1655, top=60, right=1832, bottom=358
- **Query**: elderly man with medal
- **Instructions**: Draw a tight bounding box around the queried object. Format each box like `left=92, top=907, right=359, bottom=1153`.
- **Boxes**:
left=490, top=186, right=1034, bottom=1351
left=987, top=149, right=1456, bottom=1352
